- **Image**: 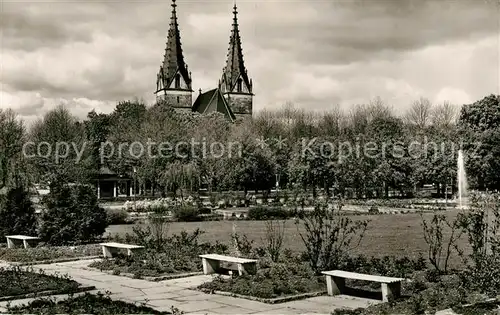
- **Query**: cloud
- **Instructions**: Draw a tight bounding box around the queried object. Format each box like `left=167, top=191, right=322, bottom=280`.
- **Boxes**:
left=0, top=0, right=498, bottom=121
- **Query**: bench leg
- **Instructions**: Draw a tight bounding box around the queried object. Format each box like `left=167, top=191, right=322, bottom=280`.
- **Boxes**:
left=202, top=258, right=219, bottom=275
left=6, top=238, right=15, bottom=249
left=326, top=275, right=345, bottom=296
left=102, top=246, right=113, bottom=258
left=24, top=240, right=37, bottom=248
left=382, top=282, right=401, bottom=302
left=237, top=263, right=257, bottom=276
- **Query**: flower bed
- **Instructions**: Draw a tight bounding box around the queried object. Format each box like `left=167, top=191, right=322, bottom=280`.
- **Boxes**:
left=7, top=292, right=173, bottom=314
left=89, top=252, right=203, bottom=278
left=0, top=267, right=90, bottom=299
left=0, top=245, right=101, bottom=263
left=90, top=229, right=228, bottom=279
left=198, top=262, right=326, bottom=301
left=345, top=198, right=451, bottom=211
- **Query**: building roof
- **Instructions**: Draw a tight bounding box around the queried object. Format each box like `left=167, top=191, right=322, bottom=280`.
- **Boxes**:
left=192, top=88, right=236, bottom=122
left=219, top=4, right=252, bottom=94
left=156, top=0, right=192, bottom=92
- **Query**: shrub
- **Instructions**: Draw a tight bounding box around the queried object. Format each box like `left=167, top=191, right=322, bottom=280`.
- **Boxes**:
left=106, top=208, right=129, bottom=225
left=247, top=206, right=293, bottom=220
left=0, top=186, right=37, bottom=239
left=421, top=213, right=463, bottom=274
left=457, top=192, right=500, bottom=296
left=172, top=204, right=199, bottom=222
left=339, top=255, right=427, bottom=278
left=263, top=220, right=286, bottom=262
left=39, top=180, right=108, bottom=245
left=296, top=200, right=369, bottom=274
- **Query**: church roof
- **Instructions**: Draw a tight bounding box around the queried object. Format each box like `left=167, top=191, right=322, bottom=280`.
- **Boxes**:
left=158, top=0, right=191, bottom=91
left=219, top=4, right=252, bottom=94
left=192, top=88, right=236, bottom=122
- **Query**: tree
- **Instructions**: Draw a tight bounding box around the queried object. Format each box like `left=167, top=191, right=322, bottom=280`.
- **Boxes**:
left=84, top=110, right=111, bottom=170
left=225, top=121, right=276, bottom=193
left=39, top=178, right=107, bottom=245
left=432, top=101, right=458, bottom=129
left=405, top=97, right=433, bottom=130
left=458, top=94, right=500, bottom=190
left=28, top=105, right=88, bottom=184
left=0, top=186, right=38, bottom=239
left=0, top=109, right=26, bottom=189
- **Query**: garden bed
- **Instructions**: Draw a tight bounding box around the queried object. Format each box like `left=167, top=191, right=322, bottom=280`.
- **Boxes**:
left=200, top=287, right=326, bottom=304
left=0, top=268, right=94, bottom=301
left=88, top=251, right=206, bottom=279
left=87, top=264, right=203, bottom=281
left=197, top=262, right=327, bottom=302
left=6, top=292, right=172, bottom=314
left=0, top=244, right=101, bottom=263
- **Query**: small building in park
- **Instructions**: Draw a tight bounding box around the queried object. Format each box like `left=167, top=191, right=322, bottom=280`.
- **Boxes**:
left=95, top=167, right=134, bottom=199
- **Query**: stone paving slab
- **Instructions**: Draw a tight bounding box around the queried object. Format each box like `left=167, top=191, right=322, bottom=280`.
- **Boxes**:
left=281, top=299, right=345, bottom=313
left=161, top=274, right=214, bottom=288
left=113, top=279, right=168, bottom=289
left=305, top=295, right=381, bottom=309
left=174, top=300, right=231, bottom=313
left=251, top=307, right=323, bottom=315
left=145, top=298, right=187, bottom=310
left=140, top=285, right=186, bottom=295
left=173, top=292, right=218, bottom=302
left=23, top=260, right=380, bottom=315
left=185, top=305, right=256, bottom=314
left=209, top=295, right=285, bottom=312
left=137, top=292, right=182, bottom=301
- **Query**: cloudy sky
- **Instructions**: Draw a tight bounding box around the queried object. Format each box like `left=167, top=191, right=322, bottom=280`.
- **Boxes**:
left=1, top=0, right=499, bottom=122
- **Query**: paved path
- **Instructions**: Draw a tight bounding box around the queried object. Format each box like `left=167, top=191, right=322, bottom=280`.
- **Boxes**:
left=1, top=259, right=380, bottom=314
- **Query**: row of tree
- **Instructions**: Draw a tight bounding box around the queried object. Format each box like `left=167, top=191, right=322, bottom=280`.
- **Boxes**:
left=1, top=94, right=499, bottom=198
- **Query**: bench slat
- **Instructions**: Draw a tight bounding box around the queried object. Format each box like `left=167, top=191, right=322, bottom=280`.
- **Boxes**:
left=99, top=242, right=144, bottom=249
left=6, top=235, right=39, bottom=240
left=322, top=270, right=404, bottom=283
left=199, top=254, right=257, bottom=264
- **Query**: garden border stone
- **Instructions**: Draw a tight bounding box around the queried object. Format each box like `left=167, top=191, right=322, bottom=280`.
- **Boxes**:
left=6, top=255, right=101, bottom=266
left=86, top=266, right=203, bottom=281
left=197, top=288, right=327, bottom=304
left=0, top=284, right=96, bottom=301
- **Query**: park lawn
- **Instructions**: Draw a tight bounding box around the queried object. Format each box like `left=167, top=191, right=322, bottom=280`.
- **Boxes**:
left=0, top=245, right=101, bottom=263
left=7, top=292, right=170, bottom=314
left=0, top=268, right=80, bottom=298
left=106, top=212, right=468, bottom=269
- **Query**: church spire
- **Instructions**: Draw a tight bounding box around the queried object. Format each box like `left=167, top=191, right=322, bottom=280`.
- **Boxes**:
left=220, top=2, right=252, bottom=94
left=156, top=0, right=192, bottom=92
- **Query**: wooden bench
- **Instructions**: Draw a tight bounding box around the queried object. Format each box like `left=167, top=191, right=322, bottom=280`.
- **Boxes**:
left=6, top=235, right=40, bottom=249
left=99, top=242, right=145, bottom=258
left=199, top=254, right=258, bottom=276
left=322, top=270, right=404, bottom=302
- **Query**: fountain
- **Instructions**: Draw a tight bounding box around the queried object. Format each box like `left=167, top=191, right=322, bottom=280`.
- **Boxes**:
left=457, top=149, right=469, bottom=209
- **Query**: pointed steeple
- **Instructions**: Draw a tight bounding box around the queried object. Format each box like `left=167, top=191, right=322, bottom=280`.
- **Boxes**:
left=156, top=0, right=192, bottom=92
left=220, top=2, right=252, bottom=94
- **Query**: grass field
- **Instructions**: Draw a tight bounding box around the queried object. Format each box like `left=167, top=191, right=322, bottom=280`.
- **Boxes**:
left=106, top=211, right=469, bottom=268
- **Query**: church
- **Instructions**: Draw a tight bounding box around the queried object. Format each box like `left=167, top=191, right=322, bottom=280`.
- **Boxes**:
left=155, top=0, right=254, bottom=122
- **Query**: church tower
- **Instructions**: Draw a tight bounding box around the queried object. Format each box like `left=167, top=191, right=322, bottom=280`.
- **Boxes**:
left=155, top=0, right=193, bottom=111
left=219, top=3, right=254, bottom=118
